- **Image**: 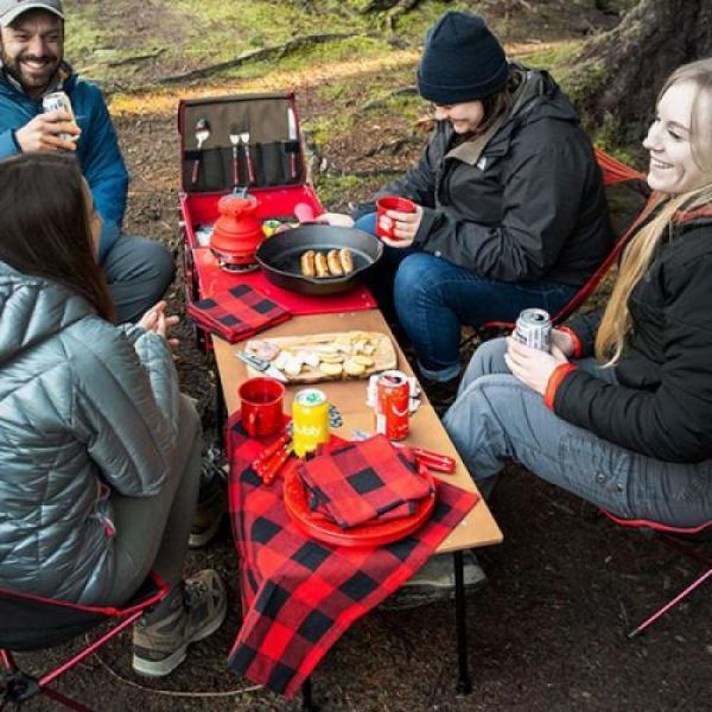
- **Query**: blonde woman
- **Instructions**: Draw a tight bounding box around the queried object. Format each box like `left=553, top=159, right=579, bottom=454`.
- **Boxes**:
left=443, top=58, right=712, bottom=527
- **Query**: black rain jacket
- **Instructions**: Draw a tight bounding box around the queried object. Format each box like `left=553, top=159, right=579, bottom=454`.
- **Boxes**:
left=557, top=208, right=712, bottom=462
left=357, top=66, right=614, bottom=286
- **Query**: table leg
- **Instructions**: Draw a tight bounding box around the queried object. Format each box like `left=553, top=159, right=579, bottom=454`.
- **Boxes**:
left=302, top=676, right=318, bottom=711
left=215, top=364, right=226, bottom=444
left=453, top=550, right=472, bottom=695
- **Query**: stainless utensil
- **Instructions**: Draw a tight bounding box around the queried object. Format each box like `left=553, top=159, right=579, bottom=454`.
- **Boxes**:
left=191, top=118, right=211, bottom=185
left=236, top=351, right=288, bottom=383
left=239, top=127, right=255, bottom=184
left=287, top=107, right=298, bottom=180
left=229, top=125, right=241, bottom=191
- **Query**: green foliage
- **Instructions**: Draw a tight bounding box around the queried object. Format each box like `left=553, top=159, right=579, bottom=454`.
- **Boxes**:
left=515, top=41, right=581, bottom=73
left=166, top=0, right=366, bottom=59
left=313, top=174, right=362, bottom=208
left=314, top=173, right=387, bottom=211
left=63, top=6, right=113, bottom=80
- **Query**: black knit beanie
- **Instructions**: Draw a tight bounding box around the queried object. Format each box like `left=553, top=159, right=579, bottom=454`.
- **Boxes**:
left=417, top=11, right=509, bottom=105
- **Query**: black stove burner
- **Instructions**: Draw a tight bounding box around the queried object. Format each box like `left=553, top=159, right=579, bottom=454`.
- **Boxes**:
left=218, top=260, right=259, bottom=274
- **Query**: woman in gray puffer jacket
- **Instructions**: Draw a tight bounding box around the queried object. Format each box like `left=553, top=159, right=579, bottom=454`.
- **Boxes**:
left=0, top=154, right=225, bottom=678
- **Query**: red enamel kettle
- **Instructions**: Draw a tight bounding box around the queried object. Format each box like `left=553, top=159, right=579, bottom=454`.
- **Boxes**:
left=210, top=193, right=263, bottom=271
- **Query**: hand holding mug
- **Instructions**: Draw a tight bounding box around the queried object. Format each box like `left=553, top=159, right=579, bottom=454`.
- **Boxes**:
left=375, top=196, right=421, bottom=247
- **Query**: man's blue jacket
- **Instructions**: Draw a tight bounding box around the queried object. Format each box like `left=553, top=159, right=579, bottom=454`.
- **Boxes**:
left=0, top=65, right=129, bottom=262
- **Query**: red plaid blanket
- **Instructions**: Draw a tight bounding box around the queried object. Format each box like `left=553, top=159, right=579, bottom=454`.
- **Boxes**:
left=186, top=284, right=291, bottom=343
left=226, top=414, right=479, bottom=698
left=298, top=435, right=434, bottom=529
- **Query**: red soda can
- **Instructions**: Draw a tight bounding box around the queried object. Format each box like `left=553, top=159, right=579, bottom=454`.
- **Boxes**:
left=374, top=370, right=410, bottom=441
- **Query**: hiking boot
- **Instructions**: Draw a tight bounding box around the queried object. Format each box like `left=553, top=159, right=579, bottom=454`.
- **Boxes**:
left=419, top=375, right=461, bottom=416
left=132, top=570, right=227, bottom=677
left=188, top=456, right=228, bottom=549
left=382, top=551, right=486, bottom=610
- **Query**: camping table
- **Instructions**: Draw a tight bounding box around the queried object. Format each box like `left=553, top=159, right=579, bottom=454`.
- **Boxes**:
left=211, top=308, right=503, bottom=699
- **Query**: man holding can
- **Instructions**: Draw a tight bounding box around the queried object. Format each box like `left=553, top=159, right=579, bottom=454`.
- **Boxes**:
left=0, top=0, right=174, bottom=323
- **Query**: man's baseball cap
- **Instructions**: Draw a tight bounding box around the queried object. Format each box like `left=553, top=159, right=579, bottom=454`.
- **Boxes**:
left=0, top=0, right=64, bottom=28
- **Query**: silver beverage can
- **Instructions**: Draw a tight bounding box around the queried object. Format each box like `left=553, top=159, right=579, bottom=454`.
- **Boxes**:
left=42, top=91, right=76, bottom=142
left=514, top=308, right=552, bottom=351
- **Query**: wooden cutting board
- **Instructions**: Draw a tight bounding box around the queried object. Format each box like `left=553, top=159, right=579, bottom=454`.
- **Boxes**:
left=244, top=330, right=397, bottom=383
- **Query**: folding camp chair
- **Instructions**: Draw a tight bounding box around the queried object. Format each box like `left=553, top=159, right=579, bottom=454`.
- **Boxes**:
left=600, top=510, right=712, bottom=639
left=463, top=148, right=650, bottom=346
left=0, top=572, right=169, bottom=710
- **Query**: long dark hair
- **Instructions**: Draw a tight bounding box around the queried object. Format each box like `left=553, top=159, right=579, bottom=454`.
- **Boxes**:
left=0, top=153, right=115, bottom=321
left=472, top=67, right=520, bottom=137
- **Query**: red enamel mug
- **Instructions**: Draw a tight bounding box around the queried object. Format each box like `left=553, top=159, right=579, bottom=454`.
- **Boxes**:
left=375, top=195, right=417, bottom=240
left=239, top=377, right=286, bottom=438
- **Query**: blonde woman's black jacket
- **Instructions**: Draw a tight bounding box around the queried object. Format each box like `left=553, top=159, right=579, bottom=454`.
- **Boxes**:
left=356, top=66, right=614, bottom=286
left=555, top=210, right=712, bottom=462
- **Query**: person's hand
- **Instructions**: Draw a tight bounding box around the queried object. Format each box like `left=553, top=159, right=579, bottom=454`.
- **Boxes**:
left=550, top=328, right=575, bottom=357
left=380, top=205, right=423, bottom=248
left=14, top=111, right=81, bottom=153
left=316, top=212, right=355, bottom=228
left=139, top=301, right=180, bottom=349
left=504, top=336, right=569, bottom=396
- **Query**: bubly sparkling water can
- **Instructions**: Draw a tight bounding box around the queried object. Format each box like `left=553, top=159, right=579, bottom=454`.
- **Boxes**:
left=292, top=388, right=330, bottom=457
left=374, top=370, right=410, bottom=441
left=514, top=308, right=552, bottom=351
left=42, top=91, right=75, bottom=142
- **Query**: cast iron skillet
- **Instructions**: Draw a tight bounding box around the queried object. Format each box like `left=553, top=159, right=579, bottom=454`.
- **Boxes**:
left=255, top=224, right=383, bottom=296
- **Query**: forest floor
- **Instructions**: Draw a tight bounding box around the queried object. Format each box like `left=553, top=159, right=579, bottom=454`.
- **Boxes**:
left=9, top=1, right=712, bottom=710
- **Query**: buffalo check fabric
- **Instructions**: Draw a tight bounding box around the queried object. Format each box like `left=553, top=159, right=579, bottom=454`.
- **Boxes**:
left=298, top=435, right=435, bottom=529
left=186, top=284, right=291, bottom=343
left=226, top=414, right=479, bottom=698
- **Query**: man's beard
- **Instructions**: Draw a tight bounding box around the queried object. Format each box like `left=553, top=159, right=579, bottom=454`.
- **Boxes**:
left=0, top=45, right=60, bottom=95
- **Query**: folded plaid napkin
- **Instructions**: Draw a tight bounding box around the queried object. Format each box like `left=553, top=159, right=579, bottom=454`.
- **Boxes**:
left=186, top=284, right=291, bottom=343
left=225, top=415, right=480, bottom=698
left=297, top=435, right=434, bottom=529
left=308, top=498, right=416, bottom=525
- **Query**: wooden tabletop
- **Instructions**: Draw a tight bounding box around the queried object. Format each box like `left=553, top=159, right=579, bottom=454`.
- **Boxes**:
left=212, top=309, right=503, bottom=552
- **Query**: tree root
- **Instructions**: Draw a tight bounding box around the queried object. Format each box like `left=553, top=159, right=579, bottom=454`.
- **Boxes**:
left=158, top=33, right=357, bottom=84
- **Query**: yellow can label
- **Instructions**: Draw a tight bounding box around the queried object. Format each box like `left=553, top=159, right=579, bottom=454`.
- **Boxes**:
left=262, top=219, right=281, bottom=237
left=292, top=388, right=329, bottom=457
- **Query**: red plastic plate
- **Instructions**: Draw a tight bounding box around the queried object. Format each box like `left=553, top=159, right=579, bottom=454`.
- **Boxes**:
left=282, top=464, right=436, bottom=548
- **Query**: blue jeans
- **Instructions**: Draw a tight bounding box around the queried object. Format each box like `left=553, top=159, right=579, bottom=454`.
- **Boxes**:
left=443, top=338, right=712, bottom=527
left=355, top=213, right=577, bottom=382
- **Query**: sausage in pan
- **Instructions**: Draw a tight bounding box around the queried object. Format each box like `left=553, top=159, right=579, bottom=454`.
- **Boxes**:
left=300, top=250, right=316, bottom=277
left=327, top=249, right=343, bottom=276
left=339, top=248, right=354, bottom=274
left=315, top=251, right=330, bottom=278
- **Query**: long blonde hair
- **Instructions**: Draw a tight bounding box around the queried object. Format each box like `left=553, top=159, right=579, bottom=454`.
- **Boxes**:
left=596, top=58, right=712, bottom=364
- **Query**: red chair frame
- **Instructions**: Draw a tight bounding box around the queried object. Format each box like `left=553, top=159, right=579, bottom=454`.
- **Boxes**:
left=1, top=572, right=169, bottom=711
left=600, top=510, right=712, bottom=639
left=470, top=148, right=650, bottom=339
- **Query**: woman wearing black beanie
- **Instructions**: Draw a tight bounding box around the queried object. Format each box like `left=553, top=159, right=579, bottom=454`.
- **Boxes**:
left=321, top=11, right=613, bottom=399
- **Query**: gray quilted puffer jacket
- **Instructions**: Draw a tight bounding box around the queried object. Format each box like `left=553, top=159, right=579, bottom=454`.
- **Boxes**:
left=0, top=262, right=179, bottom=604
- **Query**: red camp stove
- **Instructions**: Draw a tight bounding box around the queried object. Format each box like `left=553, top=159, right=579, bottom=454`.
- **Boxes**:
left=210, top=193, right=264, bottom=272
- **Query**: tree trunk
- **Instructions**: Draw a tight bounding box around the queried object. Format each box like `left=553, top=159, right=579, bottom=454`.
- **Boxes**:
left=568, top=0, right=712, bottom=143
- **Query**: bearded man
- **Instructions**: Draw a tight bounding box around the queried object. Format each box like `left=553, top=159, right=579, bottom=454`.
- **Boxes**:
left=0, top=0, right=174, bottom=323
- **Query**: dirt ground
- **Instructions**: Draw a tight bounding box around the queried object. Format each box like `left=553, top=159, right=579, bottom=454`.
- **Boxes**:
left=7, top=1, right=712, bottom=710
